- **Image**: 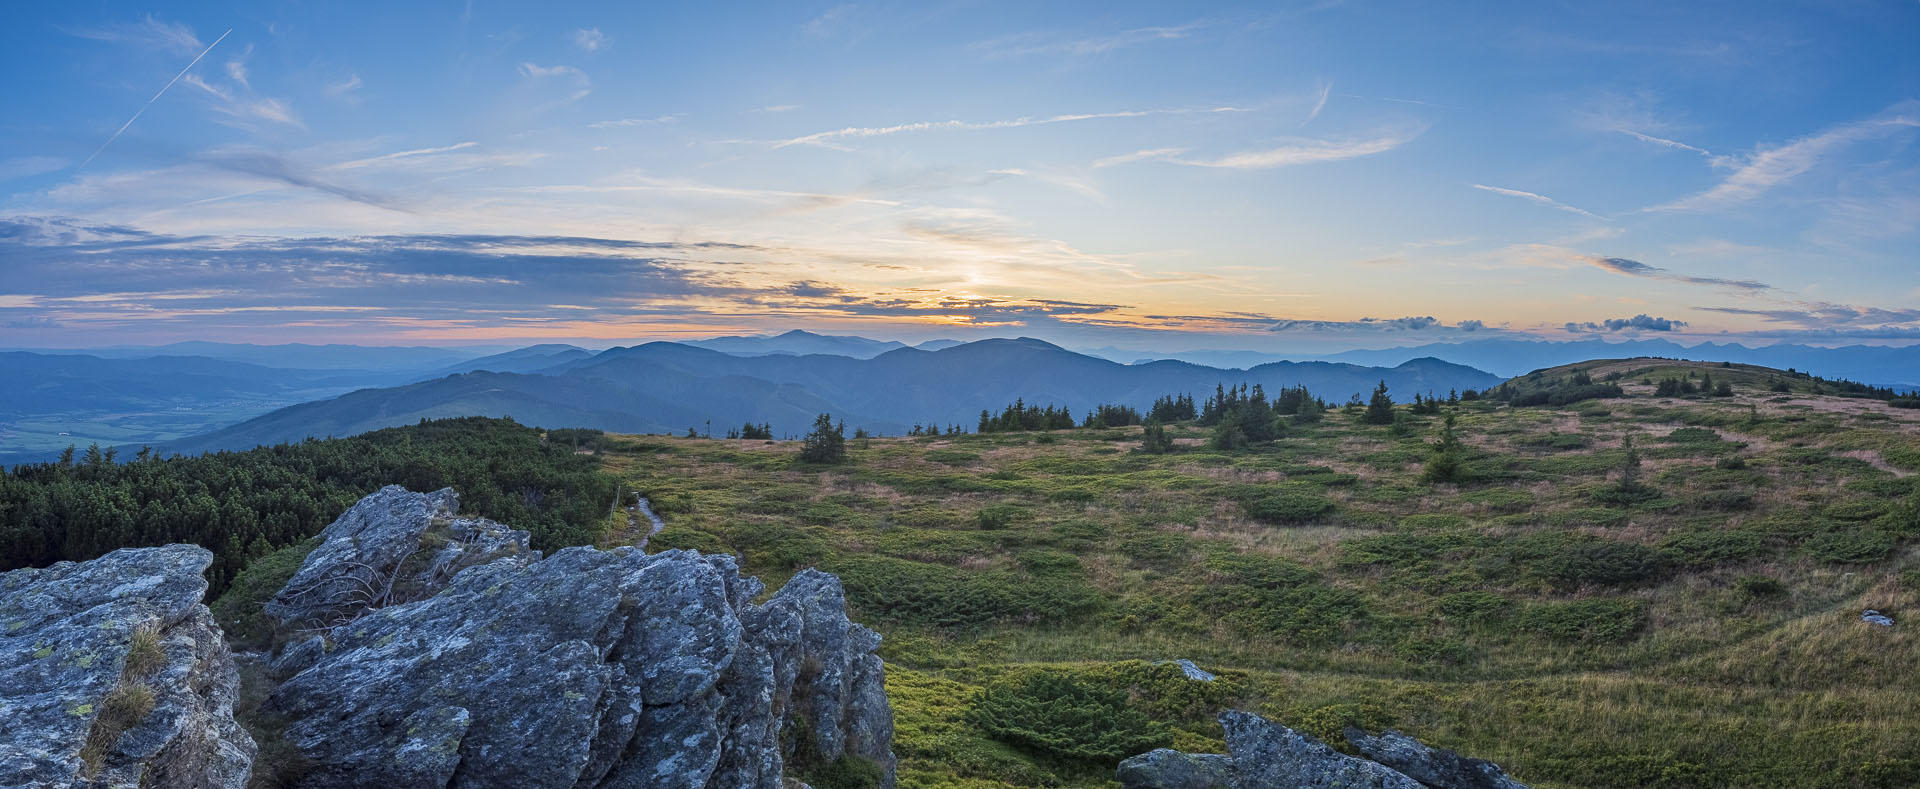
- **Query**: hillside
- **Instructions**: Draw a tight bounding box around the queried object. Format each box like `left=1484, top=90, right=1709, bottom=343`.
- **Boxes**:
left=1320, top=339, right=1920, bottom=387
left=157, top=338, right=1502, bottom=456
left=591, top=359, right=1920, bottom=788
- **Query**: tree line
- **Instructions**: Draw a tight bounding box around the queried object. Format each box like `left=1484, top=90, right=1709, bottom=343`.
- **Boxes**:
left=0, top=417, right=618, bottom=594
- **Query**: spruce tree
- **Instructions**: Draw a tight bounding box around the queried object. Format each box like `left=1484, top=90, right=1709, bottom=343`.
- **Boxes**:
left=799, top=413, right=847, bottom=463
left=1363, top=381, right=1395, bottom=425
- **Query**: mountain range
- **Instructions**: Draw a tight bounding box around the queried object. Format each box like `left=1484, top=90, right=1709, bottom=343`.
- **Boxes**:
left=1309, top=338, right=1920, bottom=387
left=154, top=338, right=1501, bottom=456
left=8, top=331, right=1916, bottom=464
left=683, top=329, right=963, bottom=358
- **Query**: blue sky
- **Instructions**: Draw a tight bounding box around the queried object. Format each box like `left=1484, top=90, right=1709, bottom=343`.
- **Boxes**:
left=2, top=0, right=1917, bottom=351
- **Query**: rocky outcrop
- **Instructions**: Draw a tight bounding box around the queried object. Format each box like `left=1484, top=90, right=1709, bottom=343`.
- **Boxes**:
left=1221, top=711, right=1424, bottom=789
left=1345, top=728, right=1527, bottom=789
left=263, top=486, right=895, bottom=789
left=264, top=485, right=536, bottom=632
left=1119, top=711, right=1524, bottom=789
left=0, top=545, right=255, bottom=789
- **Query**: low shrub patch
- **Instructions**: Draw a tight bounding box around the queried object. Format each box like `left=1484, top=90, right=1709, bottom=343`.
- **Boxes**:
left=1517, top=598, right=1646, bottom=643
left=966, top=671, right=1171, bottom=763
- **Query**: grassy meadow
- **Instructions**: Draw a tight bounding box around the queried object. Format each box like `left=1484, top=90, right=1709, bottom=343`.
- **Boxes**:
left=593, top=359, right=1920, bottom=789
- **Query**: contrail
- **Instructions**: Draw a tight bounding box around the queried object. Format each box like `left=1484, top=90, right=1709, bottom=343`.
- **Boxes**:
left=78, top=28, right=231, bottom=171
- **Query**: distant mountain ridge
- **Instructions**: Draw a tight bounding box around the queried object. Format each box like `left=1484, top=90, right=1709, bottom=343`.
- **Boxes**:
left=158, top=337, right=1503, bottom=456
left=1315, top=338, right=1920, bottom=387
left=683, top=329, right=960, bottom=359
left=12, top=341, right=503, bottom=372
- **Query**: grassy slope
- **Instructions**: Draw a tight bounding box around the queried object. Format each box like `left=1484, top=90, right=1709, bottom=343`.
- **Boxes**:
left=596, top=359, right=1920, bottom=788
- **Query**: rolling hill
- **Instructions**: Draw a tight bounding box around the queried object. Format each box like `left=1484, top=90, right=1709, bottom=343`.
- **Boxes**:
left=158, top=338, right=1503, bottom=455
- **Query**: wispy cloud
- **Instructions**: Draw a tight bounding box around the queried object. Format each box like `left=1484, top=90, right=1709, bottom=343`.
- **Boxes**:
left=181, top=68, right=302, bottom=129
left=1302, top=82, right=1332, bottom=127
left=325, top=74, right=363, bottom=99
left=68, top=15, right=204, bottom=55
left=1092, top=148, right=1187, bottom=168
left=1585, top=256, right=1771, bottom=292
left=197, top=149, right=409, bottom=211
left=1617, top=129, right=1723, bottom=162
left=769, top=106, right=1247, bottom=149
left=1472, top=184, right=1601, bottom=219
left=755, top=104, right=802, bottom=114
left=330, top=142, right=478, bottom=171
left=971, top=19, right=1209, bottom=57
left=1696, top=301, right=1920, bottom=329
left=519, top=62, right=591, bottom=103
left=571, top=27, right=608, bottom=52
left=1139, top=313, right=1499, bottom=335
left=1110, top=129, right=1421, bottom=170
left=520, top=62, right=584, bottom=79
left=0, top=156, right=70, bottom=182
left=803, top=5, right=856, bottom=38
left=1652, top=103, right=1920, bottom=212
left=588, top=115, right=682, bottom=129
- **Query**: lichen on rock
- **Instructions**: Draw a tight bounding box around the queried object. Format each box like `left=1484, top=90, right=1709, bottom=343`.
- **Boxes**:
left=0, top=544, right=255, bottom=789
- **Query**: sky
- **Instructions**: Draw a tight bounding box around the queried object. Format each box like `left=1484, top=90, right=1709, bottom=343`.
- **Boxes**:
left=2, top=0, right=1918, bottom=353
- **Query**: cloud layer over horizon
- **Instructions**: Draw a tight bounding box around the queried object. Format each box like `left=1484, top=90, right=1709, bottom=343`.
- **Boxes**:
left=2, top=1, right=1917, bottom=351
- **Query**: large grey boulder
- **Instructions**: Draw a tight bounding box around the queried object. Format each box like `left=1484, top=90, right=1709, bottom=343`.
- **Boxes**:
left=0, top=545, right=255, bottom=789
left=1120, top=711, right=1524, bottom=789
left=263, top=486, right=536, bottom=633
left=1117, top=748, right=1233, bottom=788
left=1222, top=710, right=1424, bottom=789
left=1346, top=728, right=1527, bottom=789
left=264, top=487, right=894, bottom=789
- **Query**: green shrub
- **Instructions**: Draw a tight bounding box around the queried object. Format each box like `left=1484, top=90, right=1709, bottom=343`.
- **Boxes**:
left=1075, top=660, right=1240, bottom=721
left=1049, top=520, right=1107, bottom=551
left=804, top=754, right=884, bottom=789
left=1290, top=703, right=1393, bottom=749
left=1339, top=532, right=1473, bottom=570
left=1242, top=490, right=1335, bottom=524
left=1395, top=634, right=1471, bottom=664
left=966, top=671, right=1171, bottom=762
left=831, top=555, right=1102, bottom=629
left=925, top=449, right=981, bottom=466
left=1691, top=490, right=1756, bottom=511
left=1517, top=598, right=1647, bottom=643
left=1125, top=532, right=1197, bottom=571
left=1400, top=514, right=1473, bottom=531
left=1192, top=552, right=1367, bottom=643
left=1434, top=590, right=1509, bottom=623
left=975, top=503, right=1023, bottom=530
left=210, top=538, right=318, bottom=651
left=1531, top=539, right=1672, bottom=588
left=1660, top=531, right=1764, bottom=567
left=1662, top=427, right=1724, bottom=444
left=1806, top=530, right=1896, bottom=564
left=1734, top=575, right=1786, bottom=598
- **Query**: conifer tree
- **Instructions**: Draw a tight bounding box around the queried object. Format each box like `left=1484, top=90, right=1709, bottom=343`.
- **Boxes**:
left=800, top=413, right=847, bottom=463
left=1363, top=381, right=1396, bottom=425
